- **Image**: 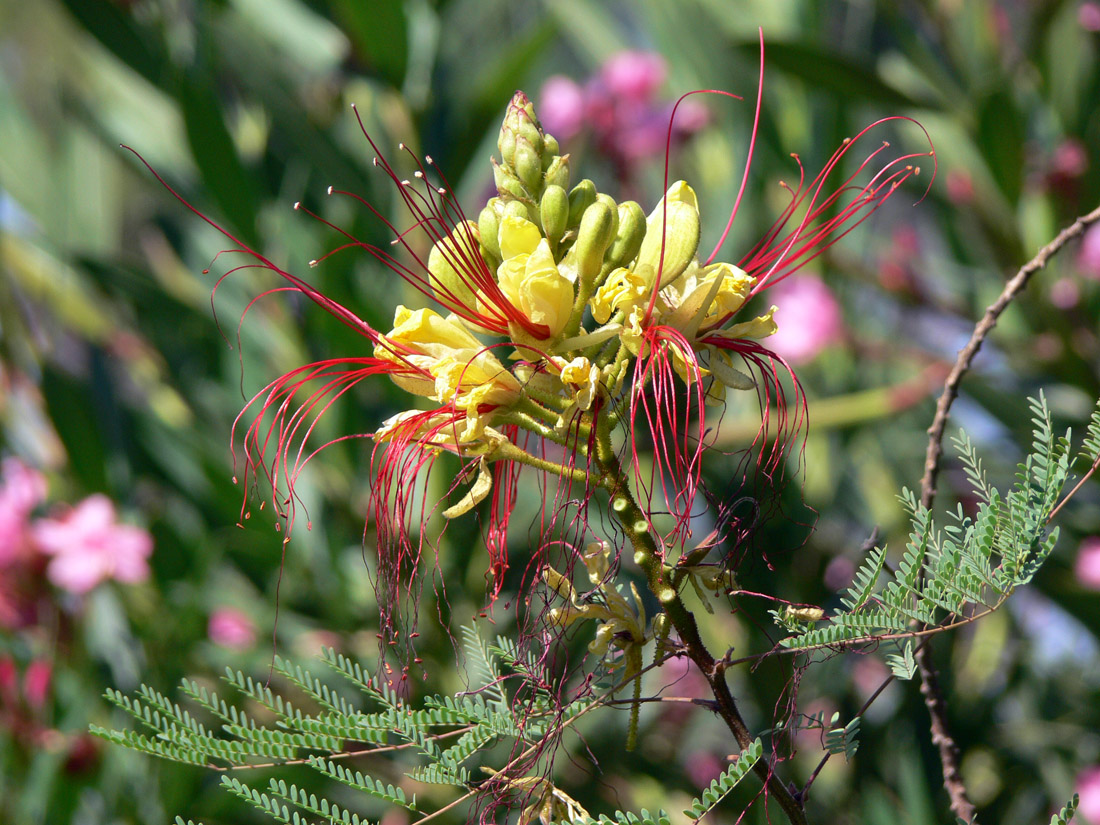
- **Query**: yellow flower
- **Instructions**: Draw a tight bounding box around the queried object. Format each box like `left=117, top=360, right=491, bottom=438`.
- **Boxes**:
left=663, top=262, right=755, bottom=335
left=495, top=217, right=576, bottom=339
left=559, top=356, right=601, bottom=411
left=590, top=267, right=655, bottom=325
left=375, top=306, right=521, bottom=440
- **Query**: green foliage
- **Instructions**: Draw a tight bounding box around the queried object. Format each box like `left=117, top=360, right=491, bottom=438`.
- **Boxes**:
left=680, top=738, right=763, bottom=822
left=782, top=394, right=1084, bottom=652
left=1049, top=793, right=1079, bottom=825
left=885, top=641, right=917, bottom=681
left=824, top=715, right=861, bottom=760
left=97, top=622, right=580, bottom=822
left=575, top=809, right=672, bottom=825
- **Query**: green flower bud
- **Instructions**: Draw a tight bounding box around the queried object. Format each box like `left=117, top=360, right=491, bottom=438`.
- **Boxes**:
left=568, top=179, right=598, bottom=227
left=427, top=220, right=480, bottom=307
left=543, top=154, right=570, bottom=191
left=543, top=134, right=560, bottom=162
left=498, top=91, right=544, bottom=167
left=596, top=194, right=620, bottom=237
left=635, top=181, right=701, bottom=289
left=478, top=200, right=503, bottom=260
left=606, top=200, right=646, bottom=269
left=540, top=185, right=569, bottom=247
left=503, top=198, right=531, bottom=220
left=514, top=142, right=543, bottom=192
left=493, top=161, right=527, bottom=201
left=574, top=201, right=616, bottom=285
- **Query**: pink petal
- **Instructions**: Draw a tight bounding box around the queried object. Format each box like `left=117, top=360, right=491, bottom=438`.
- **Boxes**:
left=45, top=549, right=109, bottom=595
left=208, top=608, right=257, bottom=650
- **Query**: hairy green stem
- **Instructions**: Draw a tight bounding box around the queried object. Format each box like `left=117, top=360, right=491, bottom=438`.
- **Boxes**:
left=593, top=418, right=808, bottom=825
left=493, top=438, right=595, bottom=487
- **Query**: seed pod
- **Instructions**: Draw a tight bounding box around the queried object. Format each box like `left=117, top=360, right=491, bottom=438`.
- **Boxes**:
left=540, top=185, right=569, bottom=247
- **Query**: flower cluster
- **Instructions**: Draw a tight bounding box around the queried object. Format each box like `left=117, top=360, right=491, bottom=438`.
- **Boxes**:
left=153, top=84, right=931, bottom=641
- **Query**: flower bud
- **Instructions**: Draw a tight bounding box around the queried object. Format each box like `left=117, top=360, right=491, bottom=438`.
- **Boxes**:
left=542, top=133, right=560, bottom=162
left=568, top=179, right=598, bottom=227
left=574, top=200, right=616, bottom=285
left=514, top=142, right=543, bottom=192
left=427, top=220, right=480, bottom=308
left=596, top=194, right=620, bottom=238
left=540, top=185, right=569, bottom=247
left=498, top=91, right=543, bottom=165
left=542, top=154, right=570, bottom=190
left=493, top=160, right=527, bottom=201
left=635, top=181, right=700, bottom=289
left=478, top=200, right=503, bottom=260
left=606, top=200, right=646, bottom=269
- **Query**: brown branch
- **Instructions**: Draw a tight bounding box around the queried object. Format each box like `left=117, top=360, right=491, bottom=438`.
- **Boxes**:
left=914, top=202, right=1100, bottom=825
left=919, top=202, right=1100, bottom=508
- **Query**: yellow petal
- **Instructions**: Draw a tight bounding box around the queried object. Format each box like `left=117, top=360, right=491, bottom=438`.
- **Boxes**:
left=498, top=215, right=543, bottom=260
left=442, top=456, right=494, bottom=518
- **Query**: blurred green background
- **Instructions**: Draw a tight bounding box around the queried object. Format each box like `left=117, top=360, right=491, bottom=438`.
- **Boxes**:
left=1, top=0, right=1099, bottom=823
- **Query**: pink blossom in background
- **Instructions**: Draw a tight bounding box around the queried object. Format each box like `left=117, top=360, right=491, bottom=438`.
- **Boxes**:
left=31, top=494, right=152, bottom=595
left=537, top=76, right=585, bottom=141
left=684, top=750, right=725, bottom=788
left=0, top=458, right=46, bottom=566
left=1080, top=1, right=1100, bottom=31
left=599, top=51, right=666, bottom=103
left=537, top=50, right=708, bottom=183
left=1078, top=765, right=1100, bottom=823
left=767, top=275, right=844, bottom=364
left=1049, top=277, right=1081, bottom=310
left=945, top=169, right=975, bottom=205
left=1077, top=223, right=1100, bottom=278
left=208, top=607, right=256, bottom=650
left=1074, top=538, right=1100, bottom=590
left=21, top=660, right=51, bottom=712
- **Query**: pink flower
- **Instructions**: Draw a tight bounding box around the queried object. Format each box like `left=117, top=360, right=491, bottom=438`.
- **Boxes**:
left=1074, top=538, right=1100, bottom=590
left=945, top=169, right=975, bottom=205
left=0, top=458, right=46, bottom=566
left=599, top=51, right=667, bottom=103
left=1077, top=223, right=1100, bottom=279
left=1080, top=1, right=1100, bottom=31
left=1078, top=765, right=1100, bottom=823
left=766, top=275, right=844, bottom=364
left=21, top=660, right=51, bottom=712
left=208, top=607, right=256, bottom=650
left=537, top=76, right=585, bottom=141
left=31, top=495, right=152, bottom=595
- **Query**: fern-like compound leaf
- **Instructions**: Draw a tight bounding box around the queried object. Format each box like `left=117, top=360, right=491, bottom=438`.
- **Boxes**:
left=1049, top=792, right=1079, bottom=825
left=680, top=737, right=763, bottom=821
left=307, top=757, right=418, bottom=810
